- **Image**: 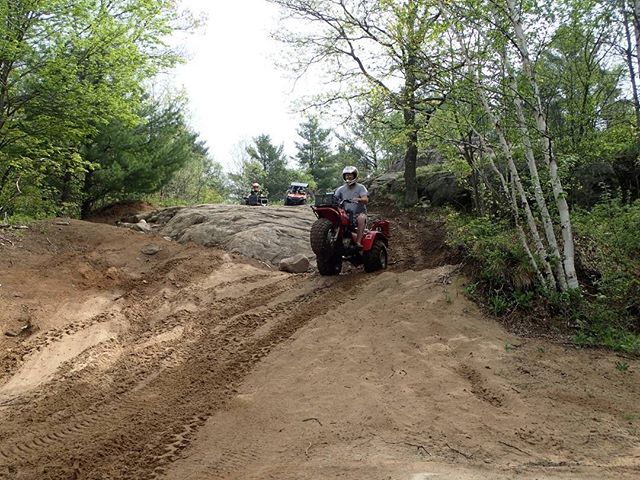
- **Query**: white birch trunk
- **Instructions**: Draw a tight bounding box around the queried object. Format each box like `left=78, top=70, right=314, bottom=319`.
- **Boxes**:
left=504, top=53, right=568, bottom=291
left=506, top=0, right=579, bottom=290
left=476, top=86, right=556, bottom=289
left=484, top=145, right=547, bottom=288
left=509, top=173, right=547, bottom=288
left=439, top=0, right=552, bottom=289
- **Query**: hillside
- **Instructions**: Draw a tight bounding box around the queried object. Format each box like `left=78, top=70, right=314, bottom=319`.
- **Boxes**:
left=0, top=205, right=638, bottom=480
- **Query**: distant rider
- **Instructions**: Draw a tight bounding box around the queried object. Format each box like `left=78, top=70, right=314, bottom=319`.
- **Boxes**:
left=249, top=182, right=267, bottom=198
left=334, top=166, right=368, bottom=248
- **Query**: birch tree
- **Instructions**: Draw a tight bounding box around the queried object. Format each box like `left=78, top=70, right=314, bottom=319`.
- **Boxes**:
left=505, top=0, right=579, bottom=290
left=440, top=0, right=580, bottom=291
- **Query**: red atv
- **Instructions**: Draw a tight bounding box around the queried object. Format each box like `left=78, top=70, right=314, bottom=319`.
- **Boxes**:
left=310, top=193, right=390, bottom=275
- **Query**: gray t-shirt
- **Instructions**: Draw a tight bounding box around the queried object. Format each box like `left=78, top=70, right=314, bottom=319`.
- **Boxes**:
left=335, top=183, right=368, bottom=215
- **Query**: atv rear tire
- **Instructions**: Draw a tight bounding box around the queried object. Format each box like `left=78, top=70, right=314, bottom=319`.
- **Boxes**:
left=363, top=239, right=388, bottom=273
left=310, top=218, right=342, bottom=276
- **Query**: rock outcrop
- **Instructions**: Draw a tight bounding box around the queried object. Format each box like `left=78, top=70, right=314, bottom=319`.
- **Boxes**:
left=124, top=204, right=317, bottom=267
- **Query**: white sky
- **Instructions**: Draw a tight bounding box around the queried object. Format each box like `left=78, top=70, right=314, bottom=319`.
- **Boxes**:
left=170, top=0, right=305, bottom=172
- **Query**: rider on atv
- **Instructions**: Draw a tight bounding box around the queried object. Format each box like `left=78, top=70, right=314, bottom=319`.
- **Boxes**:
left=245, top=182, right=269, bottom=206
left=249, top=182, right=267, bottom=197
left=334, top=166, right=368, bottom=248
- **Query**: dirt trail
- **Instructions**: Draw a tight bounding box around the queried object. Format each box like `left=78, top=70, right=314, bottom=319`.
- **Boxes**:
left=0, top=210, right=638, bottom=480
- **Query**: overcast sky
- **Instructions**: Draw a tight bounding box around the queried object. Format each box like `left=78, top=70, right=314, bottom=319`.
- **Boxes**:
left=170, top=0, right=305, bottom=172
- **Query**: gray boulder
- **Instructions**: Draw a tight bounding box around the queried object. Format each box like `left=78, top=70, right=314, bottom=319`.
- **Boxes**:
left=279, top=254, right=310, bottom=273
left=130, top=204, right=317, bottom=267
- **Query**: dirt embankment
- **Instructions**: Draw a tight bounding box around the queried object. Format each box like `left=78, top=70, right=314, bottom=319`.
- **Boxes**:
left=0, top=207, right=638, bottom=480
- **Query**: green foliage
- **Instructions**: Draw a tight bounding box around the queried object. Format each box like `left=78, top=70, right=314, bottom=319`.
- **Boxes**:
left=246, top=134, right=292, bottom=198
left=79, top=96, right=205, bottom=216
left=574, top=316, right=640, bottom=353
left=337, top=104, right=406, bottom=176
left=229, top=135, right=308, bottom=203
left=295, top=116, right=339, bottom=192
left=447, top=210, right=553, bottom=320
left=150, top=150, right=228, bottom=207
left=489, top=295, right=511, bottom=316
left=540, top=11, right=625, bottom=160
left=569, top=197, right=640, bottom=352
left=615, top=361, right=630, bottom=372
left=448, top=197, right=640, bottom=353
left=0, top=0, right=195, bottom=220
left=446, top=211, right=538, bottom=291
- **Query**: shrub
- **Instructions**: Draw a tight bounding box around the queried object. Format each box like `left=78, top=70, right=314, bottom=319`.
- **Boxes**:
left=445, top=201, right=640, bottom=353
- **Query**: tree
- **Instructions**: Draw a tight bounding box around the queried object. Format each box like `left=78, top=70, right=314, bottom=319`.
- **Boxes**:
left=294, top=116, right=338, bottom=191
left=540, top=3, right=623, bottom=156
left=336, top=104, right=406, bottom=175
left=616, top=0, right=640, bottom=140
left=246, top=134, right=292, bottom=198
left=79, top=96, right=204, bottom=217
left=438, top=0, right=580, bottom=291
left=0, top=0, right=192, bottom=218
left=269, top=0, right=451, bottom=205
left=157, top=154, right=228, bottom=205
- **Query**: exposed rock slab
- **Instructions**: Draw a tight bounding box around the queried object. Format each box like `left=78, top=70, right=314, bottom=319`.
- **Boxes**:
left=131, top=204, right=317, bottom=266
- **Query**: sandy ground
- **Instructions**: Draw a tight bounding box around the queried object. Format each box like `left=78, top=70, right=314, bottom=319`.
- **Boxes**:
left=0, top=209, right=638, bottom=480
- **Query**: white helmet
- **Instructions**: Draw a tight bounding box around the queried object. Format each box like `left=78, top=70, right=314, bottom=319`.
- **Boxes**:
left=342, top=166, right=358, bottom=186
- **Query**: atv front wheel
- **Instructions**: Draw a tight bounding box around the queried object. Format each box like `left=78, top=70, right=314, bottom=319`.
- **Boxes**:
left=310, top=218, right=336, bottom=255
left=316, top=254, right=342, bottom=275
left=310, top=218, right=342, bottom=275
left=363, top=239, right=388, bottom=273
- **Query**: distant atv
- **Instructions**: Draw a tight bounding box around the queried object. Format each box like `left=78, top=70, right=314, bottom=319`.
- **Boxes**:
left=310, top=193, right=390, bottom=275
left=284, top=182, right=309, bottom=206
left=244, top=194, right=269, bottom=206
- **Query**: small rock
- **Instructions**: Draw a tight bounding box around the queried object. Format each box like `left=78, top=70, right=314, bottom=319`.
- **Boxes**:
left=279, top=254, right=310, bottom=273
left=105, top=267, right=120, bottom=279
left=141, top=244, right=161, bottom=255
left=134, top=220, right=153, bottom=233
left=4, top=323, right=31, bottom=337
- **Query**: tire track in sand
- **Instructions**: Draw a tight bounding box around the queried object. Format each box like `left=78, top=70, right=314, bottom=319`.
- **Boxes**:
left=0, top=271, right=363, bottom=480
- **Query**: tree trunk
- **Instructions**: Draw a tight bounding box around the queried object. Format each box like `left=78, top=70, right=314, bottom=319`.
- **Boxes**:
left=402, top=44, right=419, bottom=206
left=60, top=171, right=74, bottom=205
left=462, top=137, right=483, bottom=214
left=403, top=120, right=419, bottom=205
left=477, top=89, right=556, bottom=289
left=481, top=136, right=548, bottom=289
left=624, top=1, right=640, bottom=139
left=507, top=0, right=579, bottom=290
left=634, top=0, right=640, bottom=87
left=80, top=170, right=94, bottom=219
left=506, top=56, right=567, bottom=291
left=510, top=175, right=547, bottom=288
left=441, top=2, right=552, bottom=288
